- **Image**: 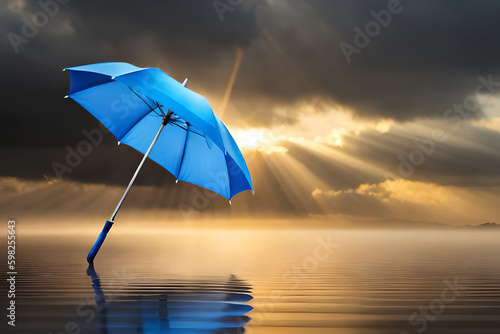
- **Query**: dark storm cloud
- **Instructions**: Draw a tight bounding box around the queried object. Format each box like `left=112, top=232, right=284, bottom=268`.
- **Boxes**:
left=229, top=0, right=500, bottom=125
left=3, top=0, right=500, bottom=146
left=264, top=0, right=499, bottom=124
left=0, top=0, right=258, bottom=149
left=2, top=0, right=500, bottom=187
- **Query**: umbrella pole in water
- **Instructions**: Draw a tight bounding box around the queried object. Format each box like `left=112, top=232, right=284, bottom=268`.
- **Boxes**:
left=86, top=79, right=188, bottom=263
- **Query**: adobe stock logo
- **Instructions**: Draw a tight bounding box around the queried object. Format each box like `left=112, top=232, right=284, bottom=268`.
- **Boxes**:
left=7, top=0, right=71, bottom=54
left=339, top=0, right=406, bottom=64
left=213, top=0, right=243, bottom=22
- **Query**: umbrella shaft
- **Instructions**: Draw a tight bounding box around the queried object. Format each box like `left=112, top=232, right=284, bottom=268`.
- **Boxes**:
left=110, top=121, right=165, bottom=221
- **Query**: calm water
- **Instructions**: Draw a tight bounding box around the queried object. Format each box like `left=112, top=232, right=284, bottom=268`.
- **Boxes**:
left=1, top=229, right=499, bottom=334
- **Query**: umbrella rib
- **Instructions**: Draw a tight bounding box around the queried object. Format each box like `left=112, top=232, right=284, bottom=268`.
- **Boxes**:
left=145, top=94, right=159, bottom=109
left=128, top=87, right=162, bottom=117
left=175, top=126, right=190, bottom=179
left=168, top=121, right=205, bottom=138
left=222, top=150, right=232, bottom=200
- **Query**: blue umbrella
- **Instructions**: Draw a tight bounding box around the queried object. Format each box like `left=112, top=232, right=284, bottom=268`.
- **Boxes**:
left=64, top=62, right=253, bottom=262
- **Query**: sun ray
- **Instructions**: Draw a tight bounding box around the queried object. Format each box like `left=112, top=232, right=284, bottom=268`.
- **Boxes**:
left=218, top=46, right=244, bottom=119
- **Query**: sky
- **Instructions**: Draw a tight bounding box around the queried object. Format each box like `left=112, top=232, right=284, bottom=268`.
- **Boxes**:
left=2, top=0, right=500, bottom=227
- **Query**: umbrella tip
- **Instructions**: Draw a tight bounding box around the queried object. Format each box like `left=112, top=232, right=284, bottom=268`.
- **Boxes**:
left=182, top=78, right=188, bottom=87
left=62, top=68, right=66, bottom=72
left=111, top=76, right=115, bottom=80
left=117, top=141, right=121, bottom=145
left=252, top=190, right=255, bottom=195
left=229, top=200, right=232, bottom=205
left=175, top=180, right=178, bottom=184
left=64, top=95, right=69, bottom=99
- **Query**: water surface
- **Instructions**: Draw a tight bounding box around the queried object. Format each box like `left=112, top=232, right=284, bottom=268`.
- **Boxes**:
left=1, top=229, right=499, bottom=334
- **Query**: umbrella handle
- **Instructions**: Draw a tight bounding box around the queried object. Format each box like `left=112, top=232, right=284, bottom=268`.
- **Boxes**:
left=87, top=220, right=114, bottom=263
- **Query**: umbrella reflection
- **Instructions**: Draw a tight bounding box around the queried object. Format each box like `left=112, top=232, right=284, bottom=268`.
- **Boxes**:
left=86, top=264, right=252, bottom=333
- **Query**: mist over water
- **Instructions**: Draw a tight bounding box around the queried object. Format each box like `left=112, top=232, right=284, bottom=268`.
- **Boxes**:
left=1, top=229, right=499, bottom=333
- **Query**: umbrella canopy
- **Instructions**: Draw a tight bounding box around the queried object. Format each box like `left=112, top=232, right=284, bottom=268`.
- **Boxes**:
left=65, top=62, right=252, bottom=200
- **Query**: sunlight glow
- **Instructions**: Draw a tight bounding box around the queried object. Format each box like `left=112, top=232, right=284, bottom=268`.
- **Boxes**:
left=322, top=179, right=448, bottom=205
left=231, top=98, right=396, bottom=157
left=232, top=128, right=288, bottom=154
